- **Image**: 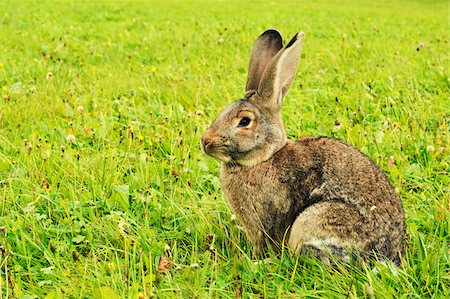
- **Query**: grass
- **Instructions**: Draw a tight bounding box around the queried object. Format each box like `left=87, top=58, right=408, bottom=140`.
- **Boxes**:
left=0, top=0, right=448, bottom=298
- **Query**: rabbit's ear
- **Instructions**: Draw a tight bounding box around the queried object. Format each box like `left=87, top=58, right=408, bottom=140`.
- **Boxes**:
left=246, top=30, right=283, bottom=93
left=256, top=32, right=304, bottom=112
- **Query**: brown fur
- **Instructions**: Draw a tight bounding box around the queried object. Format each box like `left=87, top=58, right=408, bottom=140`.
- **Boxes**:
left=201, top=30, right=405, bottom=264
left=220, top=139, right=405, bottom=263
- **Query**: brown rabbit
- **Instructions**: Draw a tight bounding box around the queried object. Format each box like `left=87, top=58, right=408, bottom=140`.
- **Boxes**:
left=201, top=29, right=405, bottom=264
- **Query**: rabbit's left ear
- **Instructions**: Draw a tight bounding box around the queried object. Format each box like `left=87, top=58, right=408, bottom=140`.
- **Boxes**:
left=256, top=32, right=304, bottom=112
left=246, top=30, right=283, bottom=93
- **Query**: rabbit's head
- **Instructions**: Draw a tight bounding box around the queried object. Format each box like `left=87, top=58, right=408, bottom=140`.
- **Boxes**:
left=202, top=30, right=304, bottom=167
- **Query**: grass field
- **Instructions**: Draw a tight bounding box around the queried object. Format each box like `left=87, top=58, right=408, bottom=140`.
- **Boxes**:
left=0, top=0, right=449, bottom=298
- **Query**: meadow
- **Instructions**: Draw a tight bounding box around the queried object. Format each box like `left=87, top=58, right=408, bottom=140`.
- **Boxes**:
left=0, top=0, right=448, bottom=298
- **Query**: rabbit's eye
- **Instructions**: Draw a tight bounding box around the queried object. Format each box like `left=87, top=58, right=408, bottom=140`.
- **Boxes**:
left=238, top=117, right=251, bottom=128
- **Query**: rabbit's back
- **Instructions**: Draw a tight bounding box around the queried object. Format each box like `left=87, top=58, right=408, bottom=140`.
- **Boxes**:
left=293, top=137, right=405, bottom=262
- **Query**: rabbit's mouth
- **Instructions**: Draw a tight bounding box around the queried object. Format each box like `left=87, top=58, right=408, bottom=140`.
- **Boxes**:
left=203, top=146, right=232, bottom=163
left=201, top=134, right=266, bottom=166
left=202, top=138, right=255, bottom=164
left=201, top=133, right=231, bottom=161
left=201, top=139, right=231, bottom=162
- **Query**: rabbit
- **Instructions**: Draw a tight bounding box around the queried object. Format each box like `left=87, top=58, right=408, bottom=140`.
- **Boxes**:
left=201, top=29, right=405, bottom=265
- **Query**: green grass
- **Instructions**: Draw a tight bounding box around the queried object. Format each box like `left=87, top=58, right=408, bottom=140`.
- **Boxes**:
left=0, top=0, right=449, bottom=298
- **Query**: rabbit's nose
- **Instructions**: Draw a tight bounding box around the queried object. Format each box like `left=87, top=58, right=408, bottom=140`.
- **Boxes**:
left=201, top=135, right=212, bottom=153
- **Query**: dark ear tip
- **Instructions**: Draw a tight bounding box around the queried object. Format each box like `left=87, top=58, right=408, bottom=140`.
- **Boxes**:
left=285, top=32, right=305, bottom=49
left=260, top=29, right=282, bottom=40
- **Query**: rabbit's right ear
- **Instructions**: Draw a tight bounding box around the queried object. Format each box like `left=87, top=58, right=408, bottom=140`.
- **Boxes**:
left=256, top=32, right=304, bottom=113
left=246, top=30, right=283, bottom=93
